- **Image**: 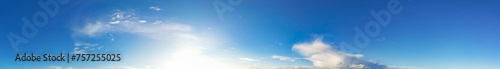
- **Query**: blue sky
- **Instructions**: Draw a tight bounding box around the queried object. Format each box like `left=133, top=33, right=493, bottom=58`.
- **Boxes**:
left=1, top=0, right=500, bottom=69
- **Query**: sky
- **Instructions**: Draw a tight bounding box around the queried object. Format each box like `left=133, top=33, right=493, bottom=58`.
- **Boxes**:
left=1, top=0, right=500, bottom=69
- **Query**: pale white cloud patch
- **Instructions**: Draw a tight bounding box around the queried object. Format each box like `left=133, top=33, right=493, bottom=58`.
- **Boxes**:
left=74, top=42, right=98, bottom=46
left=239, top=58, right=260, bottom=62
left=149, top=6, right=161, bottom=11
left=272, top=55, right=295, bottom=62
left=153, top=20, right=162, bottom=24
left=111, top=10, right=134, bottom=20
left=138, top=20, right=146, bottom=23
left=78, top=22, right=104, bottom=37
left=72, top=42, right=103, bottom=54
left=123, top=20, right=130, bottom=23
left=109, top=21, right=120, bottom=24
left=74, top=10, right=201, bottom=41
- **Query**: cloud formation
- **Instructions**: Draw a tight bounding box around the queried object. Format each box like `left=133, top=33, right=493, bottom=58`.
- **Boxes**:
left=239, top=58, right=260, bottom=62
left=149, top=6, right=161, bottom=11
left=72, top=42, right=103, bottom=54
left=72, top=10, right=203, bottom=56
left=77, top=22, right=104, bottom=37
left=272, top=55, right=295, bottom=62
left=70, top=9, right=242, bottom=69
left=292, top=38, right=417, bottom=69
left=74, top=10, right=200, bottom=41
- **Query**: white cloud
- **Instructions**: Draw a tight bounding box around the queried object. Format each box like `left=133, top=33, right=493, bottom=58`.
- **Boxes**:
left=109, top=21, right=120, bottom=24
left=123, top=20, right=130, bottom=23
left=138, top=20, right=146, bottom=23
left=78, top=22, right=104, bottom=37
left=292, top=37, right=417, bottom=69
left=239, top=58, right=260, bottom=62
left=153, top=20, right=162, bottom=24
left=74, top=10, right=200, bottom=41
left=111, top=10, right=134, bottom=20
left=74, top=42, right=98, bottom=46
left=71, top=10, right=236, bottom=69
left=149, top=6, right=161, bottom=11
left=73, top=48, right=86, bottom=54
left=97, top=46, right=104, bottom=50
left=272, top=55, right=295, bottom=62
left=72, top=42, right=102, bottom=54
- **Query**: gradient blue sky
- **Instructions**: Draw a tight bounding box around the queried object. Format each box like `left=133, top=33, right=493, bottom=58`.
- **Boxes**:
left=2, top=0, right=500, bottom=69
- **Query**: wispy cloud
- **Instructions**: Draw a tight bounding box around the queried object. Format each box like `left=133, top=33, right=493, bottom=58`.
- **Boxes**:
left=71, top=10, right=235, bottom=69
left=72, top=42, right=102, bottom=54
left=149, top=6, right=161, bottom=11
left=74, top=10, right=201, bottom=41
left=77, top=22, right=104, bottom=37
left=238, top=58, right=260, bottom=62
left=74, top=42, right=98, bottom=46
left=272, top=55, right=295, bottom=62
left=109, top=21, right=120, bottom=24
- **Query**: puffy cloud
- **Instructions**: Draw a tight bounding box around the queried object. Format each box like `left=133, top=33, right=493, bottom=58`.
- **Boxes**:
left=292, top=38, right=345, bottom=68
left=272, top=55, right=295, bottom=62
left=292, top=38, right=417, bottom=69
